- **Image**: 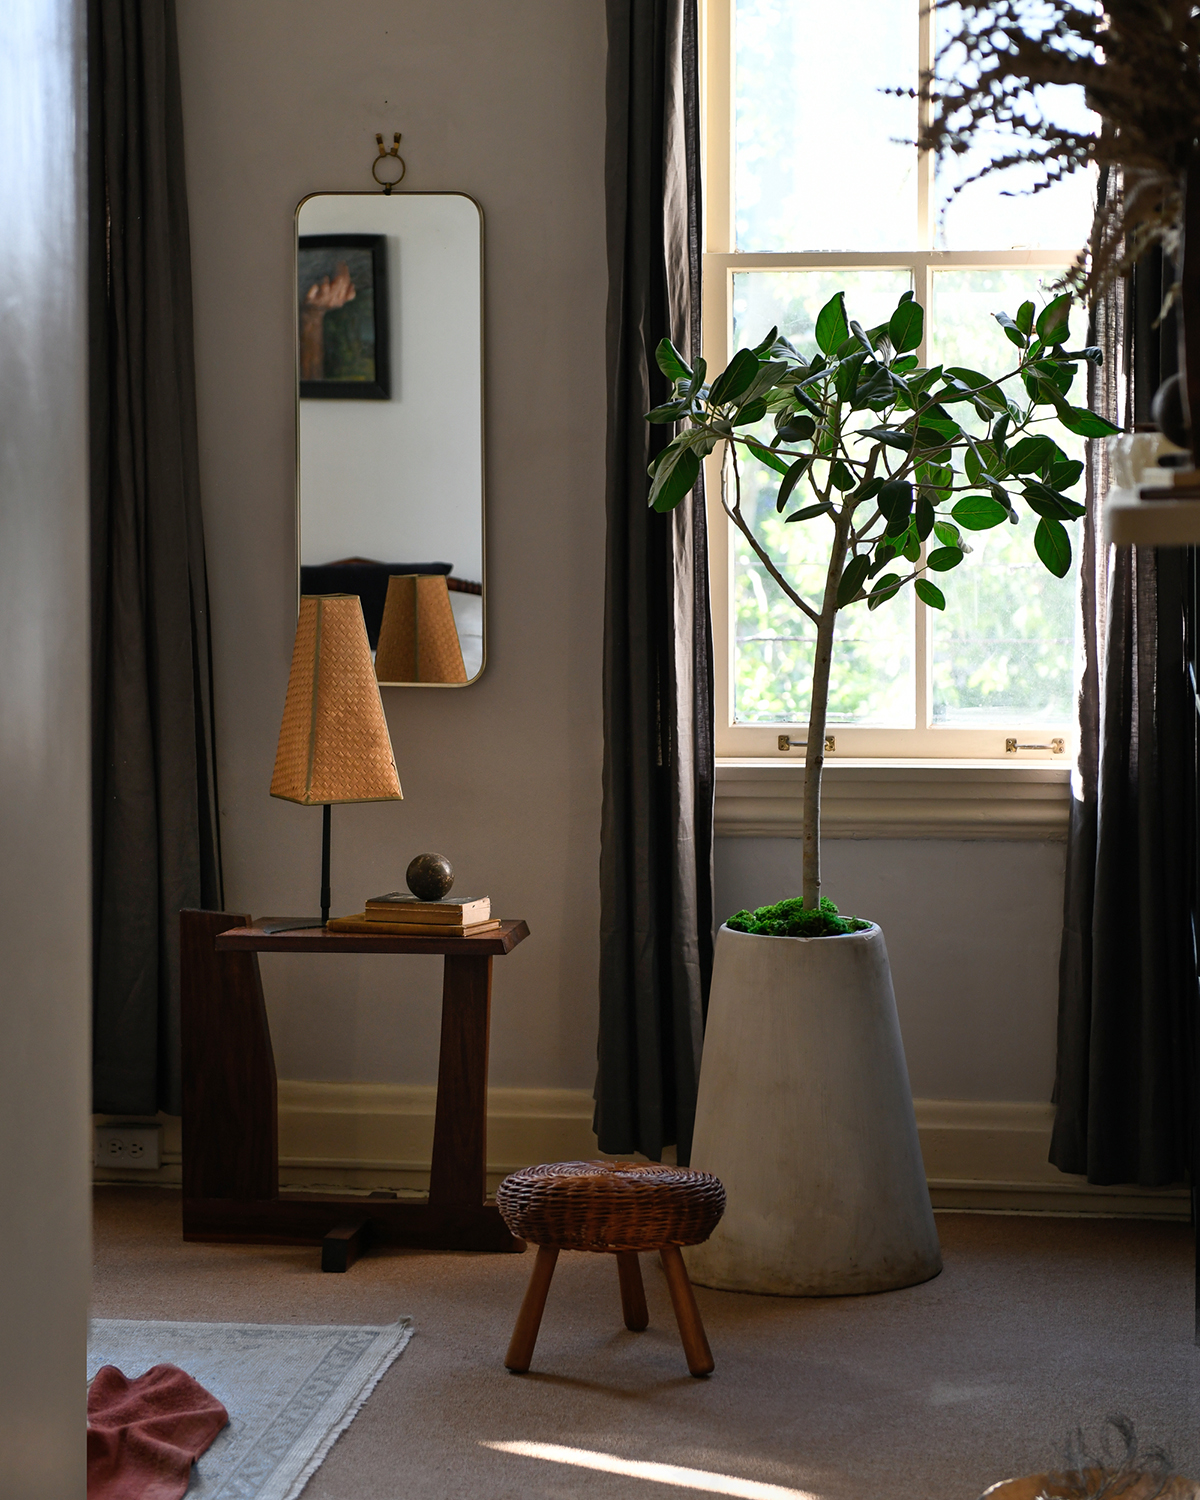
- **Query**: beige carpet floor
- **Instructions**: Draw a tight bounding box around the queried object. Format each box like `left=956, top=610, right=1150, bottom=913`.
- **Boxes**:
left=92, top=1188, right=1199, bottom=1500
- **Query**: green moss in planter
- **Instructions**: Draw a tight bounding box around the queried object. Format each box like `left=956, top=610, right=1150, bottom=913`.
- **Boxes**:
left=726, top=895, right=869, bottom=939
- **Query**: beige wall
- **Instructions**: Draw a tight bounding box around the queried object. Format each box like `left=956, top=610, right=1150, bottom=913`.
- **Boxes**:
left=716, top=837, right=1067, bottom=1102
left=175, top=0, right=609, bottom=1091
left=0, top=0, right=90, bottom=1490
left=175, top=0, right=1068, bottom=1115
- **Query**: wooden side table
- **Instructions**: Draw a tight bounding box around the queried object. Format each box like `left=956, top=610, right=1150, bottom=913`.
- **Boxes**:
left=179, top=909, right=530, bottom=1268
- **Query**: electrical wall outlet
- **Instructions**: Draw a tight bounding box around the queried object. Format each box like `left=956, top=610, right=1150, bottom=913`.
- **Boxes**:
left=94, top=1122, right=163, bottom=1170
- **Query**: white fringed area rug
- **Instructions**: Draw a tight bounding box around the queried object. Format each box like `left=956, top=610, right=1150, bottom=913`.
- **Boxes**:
left=87, top=1317, right=414, bottom=1499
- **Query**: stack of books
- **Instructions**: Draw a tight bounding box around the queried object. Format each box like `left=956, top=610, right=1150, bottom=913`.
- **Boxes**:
left=327, top=892, right=498, bottom=937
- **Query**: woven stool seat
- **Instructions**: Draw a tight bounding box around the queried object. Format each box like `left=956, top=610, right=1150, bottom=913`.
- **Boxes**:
left=496, top=1160, right=726, bottom=1378
left=496, top=1160, right=726, bottom=1252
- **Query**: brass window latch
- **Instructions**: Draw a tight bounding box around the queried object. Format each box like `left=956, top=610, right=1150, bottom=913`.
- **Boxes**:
left=778, top=734, right=835, bottom=753
left=1005, top=737, right=1065, bottom=755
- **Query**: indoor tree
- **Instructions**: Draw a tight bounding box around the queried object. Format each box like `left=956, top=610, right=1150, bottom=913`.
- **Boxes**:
left=647, top=287, right=1118, bottom=927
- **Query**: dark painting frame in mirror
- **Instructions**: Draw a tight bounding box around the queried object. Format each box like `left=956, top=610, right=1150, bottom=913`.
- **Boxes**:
left=298, top=233, right=390, bottom=399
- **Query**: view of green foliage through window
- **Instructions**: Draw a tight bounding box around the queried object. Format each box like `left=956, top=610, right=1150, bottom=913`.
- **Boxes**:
left=724, top=0, right=1097, bottom=734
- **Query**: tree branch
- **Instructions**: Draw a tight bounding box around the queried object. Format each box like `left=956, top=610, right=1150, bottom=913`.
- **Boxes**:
left=722, top=443, right=822, bottom=628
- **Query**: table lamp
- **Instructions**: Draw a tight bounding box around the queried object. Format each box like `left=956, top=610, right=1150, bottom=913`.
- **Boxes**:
left=374, top=573, right=468, bottom=683
left=268, top=594, right=402, bottom=931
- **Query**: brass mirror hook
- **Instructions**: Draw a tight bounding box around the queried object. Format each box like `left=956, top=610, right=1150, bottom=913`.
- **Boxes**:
left=372, top=132, right=406, bottom=193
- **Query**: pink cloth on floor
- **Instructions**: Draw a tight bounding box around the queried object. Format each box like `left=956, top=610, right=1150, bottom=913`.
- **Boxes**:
left=87, top=1363, right=229, bottom=1500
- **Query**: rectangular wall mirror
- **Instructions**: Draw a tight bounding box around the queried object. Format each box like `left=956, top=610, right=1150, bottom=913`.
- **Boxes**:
left=296, top=191, right=485, bottom=685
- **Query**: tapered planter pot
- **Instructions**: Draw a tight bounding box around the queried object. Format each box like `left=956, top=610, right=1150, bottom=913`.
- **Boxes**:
left=686, top=922, right=941, bottom=1296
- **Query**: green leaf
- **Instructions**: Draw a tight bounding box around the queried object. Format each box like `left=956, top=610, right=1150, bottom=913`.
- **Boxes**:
left=918, top=414, right=962, bottom=444
left=995, top=311, right=1027, bottom=349
left=815, top=292, right=849, bottom=355
left=853, top=365, right=897, bottom=410
left=1056, top=405, right=1121, bottom=438
left=858, top=426, right=913, bottom=453
left=833, top=351, right=868, bottom=402
left=853, top=475, right=886, bottom=502
left=647, top=443, right=700, bottom=512
left=740, top=359, right=792, bottom=405
left=792, top=385, right=824, bottom=420
left=1050, top=457, right=1085, bottom=491
left=926, top=546, right=964, bottom=571
left=1005, top=435, right=1056, bottom=474
left=891, top=353, right=919, bottom=374
left=868, top=539, right=899, bottom=576
left=645, top=400, right=687, bottom=424
left=750, top=325, right=780, bottom=356
left=850, top=319, right=875, bottom=356
left=775, top=456, right=812, bottom=512
left=916, top=495, right=935, bottom=540
left=888, top=297, right=924, bottom=353
left=836, top=553, right=872, bottom=607
left=902, top=531, right=922, bottom=563
left=775, top=413, right=816, bottom=443
left=831, top=461, right=856, bottom=491
left=942, top=367, right=1009, bottom=412
left=1023, top=482, right=1086, bottom=519
left=933, top=520, right=962, bottom=548
left=915, top=578, right=946, bottom=609
left=917, top=460, right=954, bottom=499
left=709, top=348, right=759, bottom=406
left=655, top=338, right=692, bottom=382
left=952, top=495, right=1009, bottom=530
left=867, top=573, right=903, bottom=610
left=1036, top=293, right=1072, bottom=346
left=1015, top=300, right=1035, bottom=336
left=878, top=478, right=914, bottom=535
left=744, top=436, right=792, bottom=475
left=1034, top=516, right=1072, bottom=576
left=785, top=501, right=835, bottom=524
left=732, top=398, right=768, bottom=426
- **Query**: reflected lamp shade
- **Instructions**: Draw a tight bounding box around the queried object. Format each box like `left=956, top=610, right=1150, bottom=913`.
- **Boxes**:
left=375, top=574, right=468, bottom=684
left=271, top=595, right=403, bottom=805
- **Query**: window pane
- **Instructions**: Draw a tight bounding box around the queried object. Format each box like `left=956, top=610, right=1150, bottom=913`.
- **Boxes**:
left=933, top=4, right=1097, bottom=250
left=731, top=270, right=916, bottom=726
left=735, top=0, right=918, bottom=252
left=733, top=269, right=913, bottom=359
left=928, top=269, right=1081, bottom=726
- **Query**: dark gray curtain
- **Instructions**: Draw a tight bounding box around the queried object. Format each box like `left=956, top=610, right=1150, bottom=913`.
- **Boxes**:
left=89, top=0, right=223, bottom=1115
left=1051, top=229, right=1193, bottom=1185
left=595, top=0, right=714, bottom=1166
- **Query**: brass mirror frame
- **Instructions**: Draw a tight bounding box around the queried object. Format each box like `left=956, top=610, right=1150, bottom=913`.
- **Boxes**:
left=294, top=189, right=487, bottom=687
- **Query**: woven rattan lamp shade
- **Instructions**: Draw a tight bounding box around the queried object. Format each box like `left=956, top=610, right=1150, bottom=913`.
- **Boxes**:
left=271, top=595, right=402, bottom=805
left=375, top=574, right=468, bottom=684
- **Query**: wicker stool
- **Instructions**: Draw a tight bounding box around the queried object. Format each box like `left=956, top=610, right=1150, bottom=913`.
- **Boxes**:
left=495, top=1160, right=726, bottom=1377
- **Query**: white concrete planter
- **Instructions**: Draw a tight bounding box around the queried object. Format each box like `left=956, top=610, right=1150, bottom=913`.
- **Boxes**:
left=686, top=922, right=941, bottom=1296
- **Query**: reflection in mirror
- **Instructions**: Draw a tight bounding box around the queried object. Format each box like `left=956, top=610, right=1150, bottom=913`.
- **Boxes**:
left=296, top=192, right=484, bottom=684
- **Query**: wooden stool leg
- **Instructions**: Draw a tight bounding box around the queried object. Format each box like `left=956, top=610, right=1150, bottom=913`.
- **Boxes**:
left=505, top=1244, right=559, bottom=1372
left=659, top=1245, right=714, bottom=1377
left=615, top=1251, right=649, bottom=1331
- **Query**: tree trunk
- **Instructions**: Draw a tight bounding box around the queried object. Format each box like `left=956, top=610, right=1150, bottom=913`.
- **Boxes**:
left=801, top=611, right=836, bottom=908
left=802, top=511, right=854, bottom=909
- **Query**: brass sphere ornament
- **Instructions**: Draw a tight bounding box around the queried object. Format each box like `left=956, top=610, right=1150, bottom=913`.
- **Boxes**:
left=406, top=852, right=454, bottom=901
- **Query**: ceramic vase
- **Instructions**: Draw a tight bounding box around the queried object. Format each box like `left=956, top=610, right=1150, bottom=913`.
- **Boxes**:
left=686, top=922, right=942, bottom=1296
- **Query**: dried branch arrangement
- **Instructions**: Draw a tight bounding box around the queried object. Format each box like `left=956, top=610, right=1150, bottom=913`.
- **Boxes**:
left=915, top=1, right=1200, bottom=299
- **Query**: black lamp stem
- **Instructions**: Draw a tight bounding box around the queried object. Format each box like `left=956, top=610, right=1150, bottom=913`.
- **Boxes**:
left=320, top=802, right=331, bottom=926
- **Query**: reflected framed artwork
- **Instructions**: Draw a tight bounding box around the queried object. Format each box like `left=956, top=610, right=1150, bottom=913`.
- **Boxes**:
left=297, top=233, right=390, bottom=399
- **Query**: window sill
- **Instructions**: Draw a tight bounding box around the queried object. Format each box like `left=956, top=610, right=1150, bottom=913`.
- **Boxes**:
left=714, top=759, right=1072, bottom=840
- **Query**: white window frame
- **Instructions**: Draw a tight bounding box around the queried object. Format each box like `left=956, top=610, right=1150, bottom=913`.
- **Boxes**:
left=700, top=0, right=1085, bottom=765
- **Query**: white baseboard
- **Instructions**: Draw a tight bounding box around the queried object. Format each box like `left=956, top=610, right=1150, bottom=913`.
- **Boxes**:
left=93, top=1086, right=1192, bottom=1218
